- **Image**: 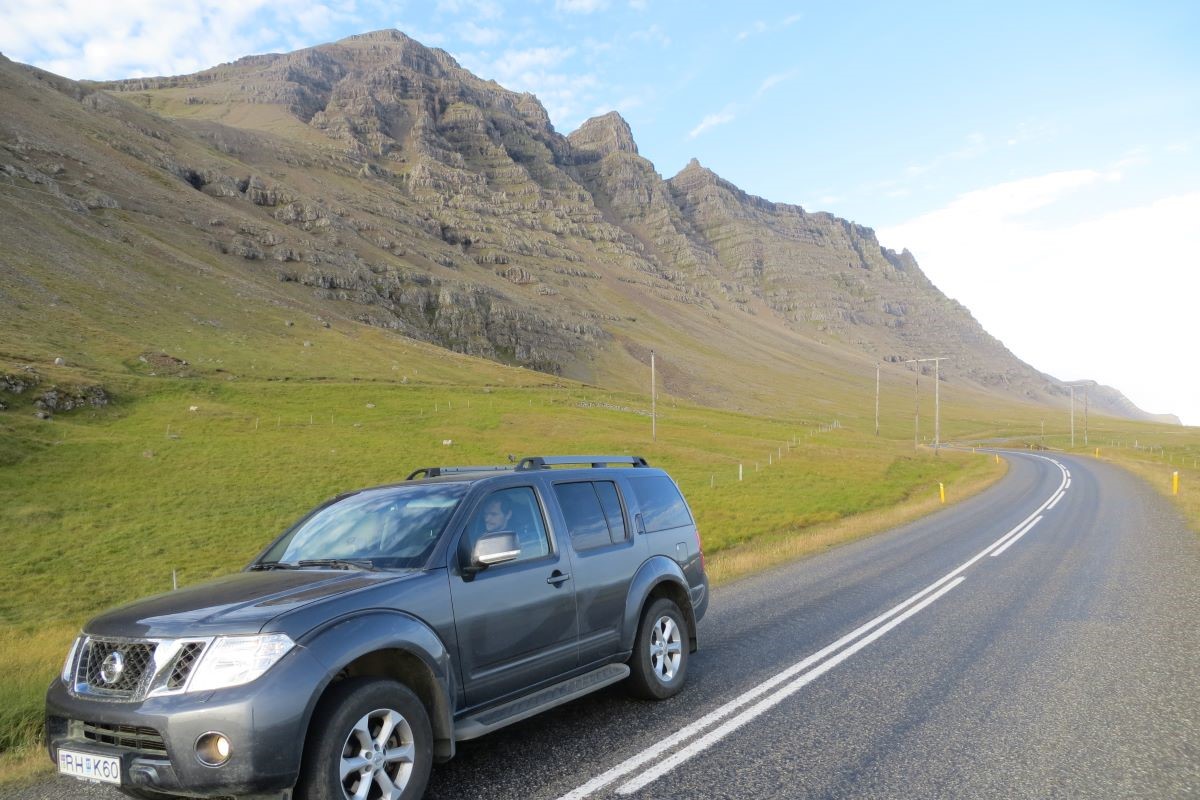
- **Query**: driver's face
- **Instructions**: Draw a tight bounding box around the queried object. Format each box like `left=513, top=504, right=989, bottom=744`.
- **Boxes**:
left=483, top=501, right=511, bottom=532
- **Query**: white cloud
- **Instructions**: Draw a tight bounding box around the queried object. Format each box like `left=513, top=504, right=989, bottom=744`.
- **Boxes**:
left=435, top=0, right=503, bottom=20
left=735, top=20, right=769, bottom=42
left=879, top=172, right=1200, bottom=424
left=556, top=0, right=609, bottom=12
left=755, top=69, right=798, bottom=97
left=688, top=106, right=736, bottom=139
left=737, top=14, right=801, bottom=41
left=0, top=0, right=365, bottom=80
left=491, top=45, right=576, bottom=77
left=459, top=22, right=504, bottom=46
left=630, top=25, right=671, bottom=47
left=904, top=131, right=990, bottom=177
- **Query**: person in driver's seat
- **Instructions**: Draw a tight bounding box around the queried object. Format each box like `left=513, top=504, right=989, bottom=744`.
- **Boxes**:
left=481, top=495, right=513, bottom=536
left=475, top=493, right=545, bottom=560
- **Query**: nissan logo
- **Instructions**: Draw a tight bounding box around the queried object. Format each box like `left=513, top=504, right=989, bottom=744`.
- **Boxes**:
left=100, top=651, right=125, bottom=685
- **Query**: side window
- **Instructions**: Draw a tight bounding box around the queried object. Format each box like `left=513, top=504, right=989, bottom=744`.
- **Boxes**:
left=629, top=476, right=693, bottom=533
left=594, top=481, right=628, bottom=544
left=554, top=482, right=614, bottom=552
left=465, top=487, right=550, bottom=563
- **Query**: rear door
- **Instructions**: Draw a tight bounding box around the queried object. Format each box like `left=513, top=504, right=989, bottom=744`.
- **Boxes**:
left=448, top=484, right=579, bottom=706
left=551, top=479, right=645, bottom=665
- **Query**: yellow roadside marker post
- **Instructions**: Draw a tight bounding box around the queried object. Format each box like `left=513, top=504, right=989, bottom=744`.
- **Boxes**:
left=939, top=482, right=946, bottom=504
left=1173, top=471, right=1180, bottom=496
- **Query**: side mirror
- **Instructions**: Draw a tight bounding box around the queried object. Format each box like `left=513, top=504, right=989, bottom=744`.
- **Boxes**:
left=468, top=531, right=520, bottom=573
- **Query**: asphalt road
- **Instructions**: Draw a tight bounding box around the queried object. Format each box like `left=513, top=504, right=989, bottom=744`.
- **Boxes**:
left=13, top=452, right=1199, bottom=799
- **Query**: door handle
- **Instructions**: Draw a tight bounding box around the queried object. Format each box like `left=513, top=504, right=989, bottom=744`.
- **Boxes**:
left=546, top=570, right=571, bottom=586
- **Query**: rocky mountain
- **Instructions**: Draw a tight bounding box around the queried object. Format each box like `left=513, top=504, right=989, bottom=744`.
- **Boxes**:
left=0, top=30, right=1172, bottom=422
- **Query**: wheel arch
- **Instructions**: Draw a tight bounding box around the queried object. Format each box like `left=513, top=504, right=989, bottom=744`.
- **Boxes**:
left=298, top=611, right=457, bottom=762
left=622, top=556, right=698, bottom=654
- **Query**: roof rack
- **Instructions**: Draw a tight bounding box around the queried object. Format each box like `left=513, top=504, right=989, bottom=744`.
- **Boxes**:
left=516, top=455, right=649, bottom=471
left=405, top=455, right=650, bottom=481
left=405, top=465, right=515, bottom=481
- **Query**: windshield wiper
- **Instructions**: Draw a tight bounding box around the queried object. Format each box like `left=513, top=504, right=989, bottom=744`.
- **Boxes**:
left=249, top=561, right=300, bottom=571
left=295, top=559, right=379, bottom=571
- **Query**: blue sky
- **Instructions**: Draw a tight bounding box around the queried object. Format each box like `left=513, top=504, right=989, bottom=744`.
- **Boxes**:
left=2, top=1, right=1197, bottom=424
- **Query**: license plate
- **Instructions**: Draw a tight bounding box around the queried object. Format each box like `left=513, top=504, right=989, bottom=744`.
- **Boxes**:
left=58, top=748, right=121, bottom=785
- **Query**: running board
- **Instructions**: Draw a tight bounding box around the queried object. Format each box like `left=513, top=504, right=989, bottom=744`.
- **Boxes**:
left=455, top=663, right=630, bottom=741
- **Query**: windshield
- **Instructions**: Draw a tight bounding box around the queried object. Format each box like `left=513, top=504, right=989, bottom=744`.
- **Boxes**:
left=259, top=484, right=467, bottom=569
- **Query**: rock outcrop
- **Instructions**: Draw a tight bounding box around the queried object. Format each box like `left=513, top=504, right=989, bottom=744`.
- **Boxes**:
left=0, top=33, right=1172, bottom=422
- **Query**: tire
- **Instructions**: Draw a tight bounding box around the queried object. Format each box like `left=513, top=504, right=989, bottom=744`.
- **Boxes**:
left=295, top=677, right=432, bottom=800
left=626, top=597, right=689, bottom=700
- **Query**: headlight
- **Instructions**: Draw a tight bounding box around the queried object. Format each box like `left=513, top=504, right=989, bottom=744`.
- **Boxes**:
left=188, top=634, right=295, bottom=692
left=60, top=636, right=82, bottom=684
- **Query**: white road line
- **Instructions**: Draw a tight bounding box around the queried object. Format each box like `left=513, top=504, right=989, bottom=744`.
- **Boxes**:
left=1047, top=491, right=1065, bottom=510
left=558, top=453, right=1069, bottom=799
left=553, top=574, right=962, bottom=800
left=614, top=577, right=966, bottom=795
left=990, top=515, right=1043, bottom=557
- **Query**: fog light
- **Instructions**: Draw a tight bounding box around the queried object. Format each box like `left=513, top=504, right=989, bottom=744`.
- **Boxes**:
left=195, top=732, right=232, bottom=767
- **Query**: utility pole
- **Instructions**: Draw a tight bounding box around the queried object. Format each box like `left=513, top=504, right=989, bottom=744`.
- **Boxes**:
left=875, top=363, right=880, bottom=437
left=1066, top=382, right=1091, bottom=448
left=914, top=368, right=920, bottom=451
left=935, top=358, right=941, bottom=449
left=650, top=350, right=656, bottom=443
left=903, top=357, right=948, bottom=451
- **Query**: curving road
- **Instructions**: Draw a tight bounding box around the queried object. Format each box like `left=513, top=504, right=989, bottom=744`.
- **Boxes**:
left=11, top=452, right=1199, bottom=799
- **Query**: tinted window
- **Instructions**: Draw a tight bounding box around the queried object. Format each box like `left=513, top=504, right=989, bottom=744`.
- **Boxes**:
left=594, top=481, right=628, bottom=544
left=465, top=487, right=550, bottom=563
left=554, top=482, right=612, bottom=551
left=630, top=476, right=693, bottom=533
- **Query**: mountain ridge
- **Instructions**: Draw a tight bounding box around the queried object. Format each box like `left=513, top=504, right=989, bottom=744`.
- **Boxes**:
left=0, top=30, right=1176, bottom=424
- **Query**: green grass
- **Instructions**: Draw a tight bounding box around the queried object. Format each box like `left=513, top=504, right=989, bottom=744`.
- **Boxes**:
left=0, top=372, right=1003, bottom=782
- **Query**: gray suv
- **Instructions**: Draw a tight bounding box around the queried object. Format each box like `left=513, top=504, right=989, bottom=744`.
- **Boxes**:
left=45, top=455, right=709, bottom=799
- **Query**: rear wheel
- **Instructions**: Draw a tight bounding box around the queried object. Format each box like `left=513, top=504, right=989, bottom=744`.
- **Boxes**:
left=296, top=677, right=432, bottom=800
left=627, top=597, right=689, bottom=700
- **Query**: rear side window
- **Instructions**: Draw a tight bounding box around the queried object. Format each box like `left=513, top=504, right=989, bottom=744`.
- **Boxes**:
left=629, top=476, right=693, bottom=533
left=554, top=481, right=628, bottom=550
left=594, top=481, right=628, bottom=543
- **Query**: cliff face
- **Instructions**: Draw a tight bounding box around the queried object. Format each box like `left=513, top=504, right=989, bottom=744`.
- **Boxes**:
left=0, top=31, right=1168, bottom=421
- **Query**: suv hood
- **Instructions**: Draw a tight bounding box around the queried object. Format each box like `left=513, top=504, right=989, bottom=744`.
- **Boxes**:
left=85, top=570, right=407, bottom=639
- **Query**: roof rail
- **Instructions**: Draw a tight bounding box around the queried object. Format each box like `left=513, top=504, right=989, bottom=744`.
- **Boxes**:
left=515, top=455, right=650, bottom=471
left=405, top=465, right=515, bottom=481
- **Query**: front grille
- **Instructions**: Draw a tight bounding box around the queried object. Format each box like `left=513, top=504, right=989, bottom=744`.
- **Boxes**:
left=167, top=642, right=206, bottom=689
left=81, top=721, right=167, bottom=757
left=80, top=639, right=157, bottom=697
left=70, top=636, right=214, bottom=700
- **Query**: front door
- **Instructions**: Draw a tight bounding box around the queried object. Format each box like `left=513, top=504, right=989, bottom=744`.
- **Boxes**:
left=449, top=485, right=579, bottom=706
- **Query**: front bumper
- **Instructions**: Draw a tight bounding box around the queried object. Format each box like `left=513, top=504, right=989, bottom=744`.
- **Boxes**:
left=46, top=644, right=327, bottom=798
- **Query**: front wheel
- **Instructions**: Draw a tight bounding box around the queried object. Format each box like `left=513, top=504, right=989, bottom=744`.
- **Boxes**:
left=295, top=677, right=432, bottom=800
left=627, top=597, right=689, bottom=700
